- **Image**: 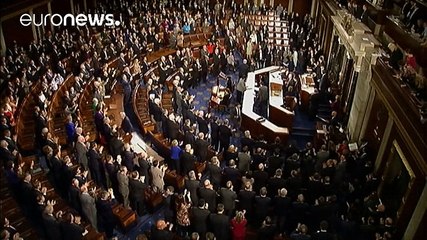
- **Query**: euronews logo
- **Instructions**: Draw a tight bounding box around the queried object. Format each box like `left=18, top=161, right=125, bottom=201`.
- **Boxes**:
left=20, top=13, right=121, bottom=27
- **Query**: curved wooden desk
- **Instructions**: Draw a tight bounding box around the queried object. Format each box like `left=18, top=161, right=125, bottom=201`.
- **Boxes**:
left=241, top=66, right=289, bottom=143
left=47, top=73, right=75, bottom=146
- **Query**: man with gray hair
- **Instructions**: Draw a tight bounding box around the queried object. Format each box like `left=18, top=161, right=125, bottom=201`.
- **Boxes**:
left=75, top=135, right=89, bottom=170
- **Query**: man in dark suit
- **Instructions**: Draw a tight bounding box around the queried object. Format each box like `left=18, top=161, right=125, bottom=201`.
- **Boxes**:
left=191, top=199, right=210, bottom=236
left=0, top=140, right=16, bottom=165
left=258, top=80, right=269, bottom=118
left=96, top=190, right=117, bottom=238
left=267, top=169, right=286, bottom=198
left=210, top=117, right=220, bottom=151
left=206, top=157, right=222, bottom=189
left=180, top=144, right=197, bottom=176
left=117, top=53, right=128, bottom=71
left=218, top=119, right=233, bottom=152
left=60, top=213, right=85, bottom=240
left=87, top=142, right=103, bottom=187
left=184, top=126, right=196, bottom=147
left=185, top=170, right=200, bottom=205
left=230, top=104, right=242, bottom=128
left=254, top=187, right=271, bottom=227
left=219, top=181, right=237, bottom=217
left=129, top=171, right=148, bottom=216
left=42, top=204, right=62, bottom=240
left=252, top=163, right=269, bottom=193
left=109, top=132, right=124, bottom=160
left=121, top=144, right=135, bottom=172
left=68, top=178, right=82, bottom=214
left=209, top=204, right=230, bottom=240
left=223, top=160, right=241, bottom=189
left=194, top=132, right=209, bottom=162
left=238, top=59, right=249, bottom=78
left=196, top=112, right=209, bottom=134
left=274, top=188, right=292, bottom=235
left=198, top=180, right=217, bottom=213
left=120, top=112, right=133, bottom=134
left=238, top=181, right=256, bottom=222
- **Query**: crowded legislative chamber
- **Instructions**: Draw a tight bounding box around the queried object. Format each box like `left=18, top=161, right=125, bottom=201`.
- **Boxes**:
left=1, top=0, right=427, bottom=239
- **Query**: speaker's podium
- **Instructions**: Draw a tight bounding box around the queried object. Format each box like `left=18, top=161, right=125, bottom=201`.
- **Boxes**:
left=241, top=66, right=289, bottom=143
left=269, top=70, right=295, bottom=131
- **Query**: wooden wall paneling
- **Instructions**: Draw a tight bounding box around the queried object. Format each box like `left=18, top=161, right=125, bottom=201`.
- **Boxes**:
left=292, top=0, right=312, bottom=16
left=412, top=206, right=427, bottom=240
left=382, top=135, right=426, bottom=239
left=50, top=0, right=72, bottom=15
left=372, top=60, right=427, bottom=165
left=363, top=92, right=388, bottom=161
left=2, top=16, right=33, bottom=46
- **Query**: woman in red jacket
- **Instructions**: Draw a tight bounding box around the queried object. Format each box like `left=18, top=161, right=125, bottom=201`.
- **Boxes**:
left=231, top=210, right=247, bottom=240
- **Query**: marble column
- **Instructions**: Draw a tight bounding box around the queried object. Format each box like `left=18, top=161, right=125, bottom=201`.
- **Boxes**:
left=311, top=0, right=317, bottom=18
left=29, top=9, right=38, bottom=43
left=83, top=0, right=87, bottom=12
left=70, top=0, right=75, bottom=15
left=0, top=23, right=6, bottom=56
left=403, top=182, right=427, bottom=240
left=347, top=58, right=373, bottom=141
left=374, top=116, right=393, bottom=172
left=47, top=2, right=54, bottom=34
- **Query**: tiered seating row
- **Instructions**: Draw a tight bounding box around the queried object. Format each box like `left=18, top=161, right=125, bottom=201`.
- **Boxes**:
left=15, top=82, right=42, bottom=151
left=47, top=74, right=76, bottom=146
left=245, top=14, right=289, bottom=48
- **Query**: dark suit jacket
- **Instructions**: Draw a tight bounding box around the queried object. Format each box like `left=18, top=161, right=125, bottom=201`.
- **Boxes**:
left=198, top=187, right=217, bottom=212
left=267, top=177, right=286, bottom=198
left=254, top=195, right=271, bottom=217
left=184, top=131, right=196, bottom=146
left=194, top=138, right=209, bottom=162
left=69, top=185, right=82, bottom=214
left=252, top=170, right=269, bottom=193
left=238, top=190, right=255, bottom=213
left=209, top=213, right=230, bottom=240
left=197, top=116, right=209, bottom=134
left=129, top=178, right=147, bottom=203
left=61, top=221, right=84, bottom=240
left=185, top=179, right=200, bottom=205
left=219, top=188, right=237, bottom=211
left=206, top=163, right=222, bottom=186
left=191, top=207, right=210, bottom=234
left=218, top=125, right=232, bottom=145
left=223, top=167, right=241, bottom=188
left=121, top=116, right=133, bottom=133
left=180, top=151, right=196, bottom=176
left=96, top=199, right=116, bottom=228
left=42, top=213, right=62, bottom=240
left=167, top=120, right=180, bottom=141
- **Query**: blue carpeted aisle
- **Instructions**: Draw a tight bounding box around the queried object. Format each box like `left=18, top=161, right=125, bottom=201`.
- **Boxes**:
left=119, top=51, right=320, bottom=239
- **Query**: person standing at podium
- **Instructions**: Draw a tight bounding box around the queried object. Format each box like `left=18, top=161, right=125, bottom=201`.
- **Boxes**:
left=257, top=80, right=269, bottom=118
